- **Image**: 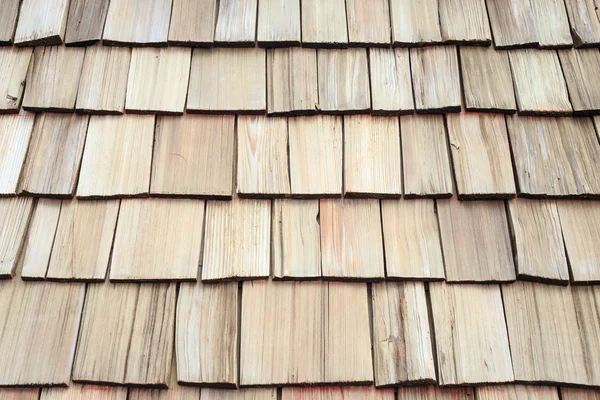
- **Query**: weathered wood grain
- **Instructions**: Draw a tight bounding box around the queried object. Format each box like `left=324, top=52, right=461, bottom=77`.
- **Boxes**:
left=446, top=113, right=516, bottom=198
left=214, top=0, right=257, bottom=45
left=103, top=0, right=173, bottom=45
left=438, top=0, right=491, bottom=44
left=486, top=0, right=538, bottom=48
left=168, top=0, right=217, bottom=45
left=64, top=0, right=110, bottom=45
left=14, top=0, right=69, bottom=45
left=283, top=387, right=394, bottom=400
left=320, top=199, right=385, bottom=280
left=530, top=0, right=572, bottom=48
left=202, top=199, right=270, bottom=281
left=369, top=48, right=414, bottom=114
left=410, top=46, right=461, bottom=113
left=396, top=387, right=474, bottom=399
left=151, top=115, right=235, bottom=197
left=203, top=388, right=276, bottom=400
left=301, top=0, right=348, bottom=47
left=429, top=283, right=514, bottom=385
left=389, top=0, right=441, bottom=46
left=41, top=385, right=127, bottom=400
left=437, top=199, right=516, bottom=282
left=478, top=386, right=559, bottom=400
left=22, top=46, right=85, bottom=112
left=558, top=49, right=600, bottom=114
left=0, top=47, right=33, bottom=112
left=176, top=282, right=238, bottom=386
left=344, top=115, right=402, bottom=197
left=346, top=0, right=390, bottom=46
left=257, top=0, right=300, bottom=46
left=20, top=199, right=61, bottom=279
left=0, top=388, right=39, bottom=400
left=0, top=197, right=33, bottom=278
left=77, top=115, right=154, bottom=198
left=381, top=199, right=445, bottom=280
left=0, top=113, right=34, bottom=195
left=130, top=361, right=200, bottom=400
left=562, top=388, right=600, bottom=400
left=563, top=0, right=600, bottom=47
left=0, top=0, right=21, bottom=44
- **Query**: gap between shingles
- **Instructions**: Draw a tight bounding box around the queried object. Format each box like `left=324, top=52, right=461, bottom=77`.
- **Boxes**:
left=70, top=281, right=90, bottom=388
left=498, top=283, right=517, bottom=381
left=122, top=283, right=142, bottom=383
left=423, top=282, right=441, bottom=385
left=103, top=199, right=122, bottom=280
left=502, top=115, right=522, bottom=194
left=236, top=281, right=243, bottom=387
left=147, top=116, right=160, bottom=194
left=433, top=200, right=449, bottom=281
left=503, top=200, right=520, bottom=278
left=555, top=49, right=576, bottom=113
left=43, top=199, right=64, bottom=280
left=366, top=282, right=376, bottom=386
left=196, top=199, right=208, bottom=281
left=71, top=115, right=93, bottom=198
left=441, top=114, right=459, bottom=197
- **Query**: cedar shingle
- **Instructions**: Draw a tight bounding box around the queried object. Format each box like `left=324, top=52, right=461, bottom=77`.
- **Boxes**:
left=0, top=113, right=34, bottom=196
left=103, top=0, right=173, bottom=45
left=13, top=0, right=70, bottom=45
left=257, top=0, right=301, bottom=46
left=389, top=0, right=441, bottom=46
left=369, top=48, right=414, bottom=115
left=438, top=0, right=491, bottom=44
left=64, top=0, right=110, bottom=45
left=0, top=47, right=33, bottom=113
left=486, top=0, right=538, bottom=48
left=214, top=0, right=257, bottom=45
left=301, top=0, right=348, bottom=47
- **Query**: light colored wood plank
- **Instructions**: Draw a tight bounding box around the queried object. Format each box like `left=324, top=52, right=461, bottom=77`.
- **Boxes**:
left=168, top=0, right=217, bottom=45
left=557, top=200, right=600, bottom=283
left=459, top=46, right=517, bottom=112
left=188, top=48, right=266, bottom=113
left=21, top=199, right=61, bottom=279
left=430, top=283, right=514, bottom=385
left=446, top=113, right=516, bottom=198
left=508, top=49, right=572, bottom=115
left=20, top=114, right=89, bottom=196
left=389, top=0, right=441, bottom=46
left=558, top=49, right=600, bottom=114
left=0, top=388, right=39, bottom=400
left=530, top=0, right=572, bottom=48
left=562, top=388, right=600, bottom=400
left=202, top=199, right=270, bottom=281
left=126, top=48, right=191, bottom=115
left=410, top=46, right=461, bottom=112
left=237, top=115, right=290, bottom=196
left=571, top=286, right=600, bottom=386
left=0, top=280, right=85, bottom=385
left=272, top=199, right=321, bottom=279
left=151, top=115, right=235, bottom=197
left=346, top=0, right=390, bottom=46
left=130, top=361, right=200, bottom=400
left=564, top=0, right=600, bottom=47
left=369, top=48, right=414, bottom=114
left=257, top=0, right=300, bottom=46
left=381, top=199, right=445, bottom=280
left=401, top=115, right=453, bottom=198
left=301, top=0, right=348, bottom=47
left=507, top=116, right=600, bottom=197
left=478, top=386, right=559, bottom=400
left=267, top=48, right=318, bottom=115
left=0, top=197, right=33, bottom=278
left=282, top=387, right=394, bottom=400
left=317, top=49, right=370, bottom=113
left=13, top=0, right=69, bottom=45
left=103, top=0, right=173, bottom=45
left=202, top=389, right=276, bottom=400
left=64, top=0, right=110, bottom=45
left=110, top=199, right=204, bottom=281
left=0, top=47, right=32, bottom=112
left=439, top=0, right=491, bottom=44
left=371, top=282, right=435, bottom=387
left=486, top=0, right=538, bottom=48
left=76, top=46, right=131, bottom=114
left=437, top=199, right=516, bottom=282
left=214, top=0, right=257, bottom=45
left=41, top=385, right=127, bottom=400
left=77, top=115, right=154, bottom=198
left=176, top=282, right=238, bottom=386
left=0, top=0, right=21, bottom=43
left=320, top=199, right=385, bottom=280
left=396, top=387, right=473, bottom=400
left=46, top=199, right=119, bottom=281
left=0, top=113, right=34, bottom=195
left=508, top=199, right=569, bottom=283
left=288, top=116, right=342, bottom=196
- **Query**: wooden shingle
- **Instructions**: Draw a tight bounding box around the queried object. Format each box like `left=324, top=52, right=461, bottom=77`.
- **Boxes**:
left=103, top=0, right=173, bottom=45
left=530, top=0, right=572, bottom=48
left=301, top=0, right=348, bottom=47
left=203, top=389, right=276, bottom=400
left=562, top=388, right=600, bottom=400
left=478, top=386, right=559, bottom=400
left=283, top=387, right=393, bottom=400
left=0, top=47, right=33, bottom=113
left=168, top=0, right=217, bottom=46
left=389, top=0, right=441, bottom=46
left=558, top=49, right=600, bottom=114
left=214, top=0, right=257, bottom=46
left=396, top=387, right=474, bottom=400
left=21, top=199, right=61, bottom=279
left=0, top=197, right=33, bottom=278
left=486, top=0, right=538, bottom=48
left=42, top=385, right=128, bottom=400
left=257, top=0, right=300, bottom=46
left=369, top=48, right=414, bottom=115
left=563, top=0, right=600, bottom=47
left=0, top=113, right=34, bottom=196
left=64, top=0, right=110, bottom=45
left=13, top=0, right=70, bottom=45
left=131, top=365, right=199, bottom=400
left=438, top=0, right=491, bottom=44
left=345, top=0, right=390, bottom=46
left=0, top=0, right=20, bottom=44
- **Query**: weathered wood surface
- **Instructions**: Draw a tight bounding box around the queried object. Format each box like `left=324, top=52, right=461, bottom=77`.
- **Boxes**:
left=257, top=0, right=301, bottom=46
left=14, top=0, right=70, bottom=45
left=0, top=47, right=33, bottom=112
left=0, top=113, right=34, bottom=195
left=64, top=0, right=110, bottom=45
left=0, top=197, right=33, bottom=278
left=389, top=0, right=441, bottom=46
left=103, top=0, right=173, bottom=45
left=369, top=48, right=414, bottom=114
left=301, top=0, right=348, bottom=47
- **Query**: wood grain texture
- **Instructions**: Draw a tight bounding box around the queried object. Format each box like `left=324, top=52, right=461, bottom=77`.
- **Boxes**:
left=0, top=280, right=85, bottom=385
left=41, top=385, right=127, bottom=400
left=446, top=113, right=516, bottom=199
left=564, top=0, right=600, bottom=47
left=478, top=385, right=559, bottom=400
left=0, top=197, right=33, bottom=278
left=240, top=280, right=373, bottom=385
left=437, top=199, right=516, bottom=282
left=371, top=282, right=435, bottom=387
left=369, top=48, right=414, bottom=114
left=46, top=199, right=119, bottom=281
left=381, top=199, right=445, bottom=280
left=397, top=387, right=474, bottom=399
left=389, top=0, right=441, bottom=46
left=111, top=199, right=204, bottom=281
left=410, top=46, right=461, bottom=113
left=168, top=0, right=217, bottom=45
left=272, top=199, right=321, bottom=279
left=288, top=116, right=342, bottom=196
left=257, top=0, right=300, bottom=46
left=320, top=199, right=385, bottom=280
left=507, top=116, right=600, bottom=197
left=530, top=0, right=572, bottom=48
left=0, top=0, right=21, bottom=44
left=571, top=286, right=600, bottom=386
left=76, top=46, right=131, bottom=114
left=344, top=115, right=401, bottom=197
left=430, top=283, right=514, bottom=385
left=283, top=387, right=393, bottom=400
left=20, top=114, right=89, bottom=196
left=214, top=0, right=257, bottom=45
left=202, top=199, right=270, bottom=281
left=508, top=50, right=572, bottom=115
left=401, top=115, right=453, bottom=198
left=21, top=199, right=61, bottom=279
left=126, top=48, right=191, bottom=114
left=301, top=0, right=348, bottom=47
left=130, top=362, right=200, bottom=400
left=237, top=115, right=290, bottom=197
left=22, top=46, right=85, bottom=112
left=558, top=49, right=600, bottom=114
left=562, top=388, right=600, bottom=400
left=438, top=0, right=491, bottom=44
left=13, top=0, right=69, bottom=45
left=188, top=48, right=266, bottom=113
left=0, top=47, right=32, bottom=112
left=151, top=115, right=235, bottom=197
left=267, top=48, right=318, bottom=115
left=317, top=49, right=370, bottom=113
left=459, top=46, right=517, bottom=113
left=103, top=0, right=173, bottom=45
left=0, top=113, right=34, bottom=195
left=64, top=0, right=110, bottom=45
left=77, top=115, right=154, bottom=198
left=346, top=0, right=390, bottom=46
left=0, top=388, right=39, bottom=400
left=486, top=0, right=538, bottom=48
left=203, top=388, right=276, bottom=400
